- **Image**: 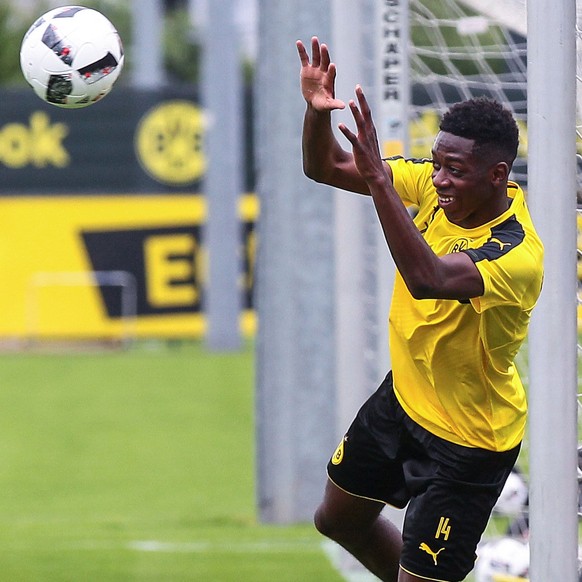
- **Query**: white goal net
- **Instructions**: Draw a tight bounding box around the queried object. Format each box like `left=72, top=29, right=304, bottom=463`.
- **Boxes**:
left=408, top=0, right=528, bottom=183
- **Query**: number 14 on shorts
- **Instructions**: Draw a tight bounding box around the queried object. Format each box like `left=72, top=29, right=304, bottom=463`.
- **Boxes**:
left=436, top=516, right=451, bottom=540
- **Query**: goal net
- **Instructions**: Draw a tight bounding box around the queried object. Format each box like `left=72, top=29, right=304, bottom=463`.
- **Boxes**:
left=408, top=0, right=527, bottom=183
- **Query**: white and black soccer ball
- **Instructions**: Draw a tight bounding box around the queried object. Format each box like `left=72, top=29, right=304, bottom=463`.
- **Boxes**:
left=474, top=537, right=529, bottom=582
left=493, top=469, right=529, bottom=516
left=20, top=6, right=124, bottom=108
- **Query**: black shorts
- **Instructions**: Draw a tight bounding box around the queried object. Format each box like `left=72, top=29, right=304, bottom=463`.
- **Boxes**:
left=327, top=372, right=520, bottom=581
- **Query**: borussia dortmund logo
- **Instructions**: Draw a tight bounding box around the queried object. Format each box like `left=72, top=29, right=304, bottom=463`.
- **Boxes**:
left=135, top=100, right=206, bottom=186
left=331, top=436, right=347, bottom=465
left=450, top=238, right=469, bottom=253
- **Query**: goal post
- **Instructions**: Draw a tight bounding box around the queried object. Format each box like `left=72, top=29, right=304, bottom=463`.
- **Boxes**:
left=527, top=0, right=579, bottom=580
left=255, top=0, right=337, bottom=523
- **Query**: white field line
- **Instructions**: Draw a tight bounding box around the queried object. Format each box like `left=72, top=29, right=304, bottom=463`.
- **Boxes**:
left=2, top=539, right=325, bottom=554
left=2, top=537, right=373, bottom=581
left=127, top=540, right=323, bottom=553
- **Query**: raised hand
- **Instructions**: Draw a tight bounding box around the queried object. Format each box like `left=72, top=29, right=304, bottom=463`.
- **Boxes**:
left=338, top=85, right=389, bottom=186
left=297, top=36, right=345, bottom=113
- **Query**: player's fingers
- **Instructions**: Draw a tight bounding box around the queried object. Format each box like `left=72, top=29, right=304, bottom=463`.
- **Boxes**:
left=320, top=43, right=331, bottom=71
left=311, top=36, right=321, bottom=68
left=355, top=85, right=372, bottom=119
left=351, top=98, right=379, bottom=148
left=348, top=99, right=365, bottom=132
left=296, top=40, right=310, bottom=66
left=337, top=122, right=357, bottom=145
left=354, top=86, right=379, bottom=144
left=328, top=63, right=337, bottom=95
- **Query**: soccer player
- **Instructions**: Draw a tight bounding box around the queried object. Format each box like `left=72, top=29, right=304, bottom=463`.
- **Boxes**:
left=297, top=36, right=543, bottom=582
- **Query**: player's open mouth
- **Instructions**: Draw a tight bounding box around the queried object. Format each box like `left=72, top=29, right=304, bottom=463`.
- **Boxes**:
left=438, top=195, right=454, bottom=205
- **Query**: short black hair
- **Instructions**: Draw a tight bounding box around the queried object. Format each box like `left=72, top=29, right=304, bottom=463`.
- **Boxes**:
left=439, top=97, right=519, bottom=167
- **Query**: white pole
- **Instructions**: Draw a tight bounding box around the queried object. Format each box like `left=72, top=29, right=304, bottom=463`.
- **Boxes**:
left=332, top=0, right=406, bottom=433
left=131, top=0, right=165, bottom=88
left=374, top=0, right=409, bottom=385
left=332, top=0, right=375, bottom=435
left=203, top=0, right=243, bottom=350
left=527, top=0, right=579, bottom=579
left=255, top=0, right=336, bottom=523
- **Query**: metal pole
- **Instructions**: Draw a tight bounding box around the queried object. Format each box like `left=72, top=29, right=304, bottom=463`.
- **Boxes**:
left=131, top=0, right=165, bottom=88
left=527, top=0, right=578, bottom=579
left=331, top=0, right=408, bottom=546
left=203, top=0, right=242, bottom=350
left=255, top=0, right=335, bottom=523
left=374, top=0, right=409, bottom=392
left=374, top=0, right=409, bottom=534
left=332, top=0, right=374, bottom=434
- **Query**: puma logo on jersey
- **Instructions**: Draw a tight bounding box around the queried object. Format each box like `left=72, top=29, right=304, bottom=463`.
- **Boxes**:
left=419, top=542, right=445, bottom=565
left=490, top=237, right=512, bottom=251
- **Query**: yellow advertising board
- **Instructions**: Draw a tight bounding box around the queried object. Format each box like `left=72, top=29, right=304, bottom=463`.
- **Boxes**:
left=0, top=194, right=257, bottom=341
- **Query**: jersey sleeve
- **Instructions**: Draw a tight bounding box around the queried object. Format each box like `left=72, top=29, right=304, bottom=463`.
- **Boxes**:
left=465, top=224, right=543, bottom=313
left=386, top=156, right=434, bottom=207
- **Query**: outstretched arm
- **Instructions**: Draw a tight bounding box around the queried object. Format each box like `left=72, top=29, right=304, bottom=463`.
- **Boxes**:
left=338, top=86, right=484, bottom=300
left=297, top=37, right=379, bottom=194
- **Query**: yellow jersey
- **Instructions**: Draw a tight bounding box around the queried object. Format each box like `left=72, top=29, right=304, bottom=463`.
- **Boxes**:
left=387, top=156, right=544, bottom=451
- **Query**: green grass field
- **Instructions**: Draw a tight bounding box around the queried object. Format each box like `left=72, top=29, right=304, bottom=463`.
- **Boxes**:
left=0, top=342, right=344, bottom=581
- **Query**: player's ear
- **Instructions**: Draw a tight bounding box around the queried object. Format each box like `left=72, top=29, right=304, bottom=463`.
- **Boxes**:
left=490, top=161, right=509, bottom=186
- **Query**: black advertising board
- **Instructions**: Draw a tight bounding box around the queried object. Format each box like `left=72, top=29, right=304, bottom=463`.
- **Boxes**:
left=0, top=86, right=206, bottom=195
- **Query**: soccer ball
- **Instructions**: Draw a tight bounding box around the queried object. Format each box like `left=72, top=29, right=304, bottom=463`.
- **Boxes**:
left=493, top=469, right=528, bottom=516
left=474, top=537, right=529, bottom=582
left=20, top=6, right=124, bottom=108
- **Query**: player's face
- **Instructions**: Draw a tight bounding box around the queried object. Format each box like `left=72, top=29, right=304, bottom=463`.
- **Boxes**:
left=431, top=131, right=505, bottom=229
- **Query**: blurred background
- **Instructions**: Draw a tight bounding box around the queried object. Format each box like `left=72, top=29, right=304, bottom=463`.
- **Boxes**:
left=0, top=2, right=338, bottom=581
left=0, top=0, right=258, bottom=347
